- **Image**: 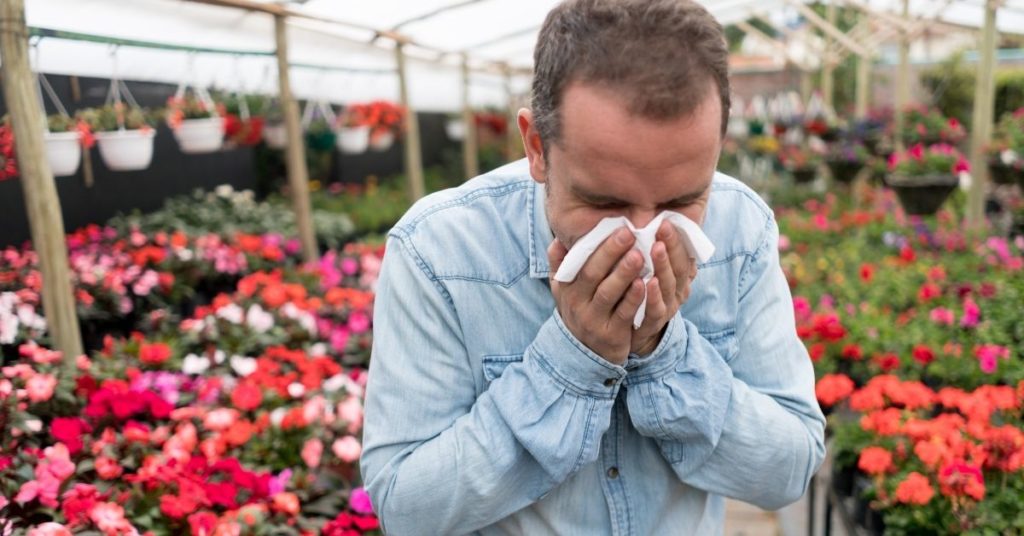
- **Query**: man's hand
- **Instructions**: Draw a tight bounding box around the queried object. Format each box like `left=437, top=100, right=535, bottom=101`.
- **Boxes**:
left=630, top=221, right=698, bottom=356
left=548, top=228, right=646, bottom=365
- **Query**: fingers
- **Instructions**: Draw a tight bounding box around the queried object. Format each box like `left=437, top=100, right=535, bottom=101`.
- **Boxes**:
left=575, top=228, right=636, bottom=298
left=613, top=278, right=646, bottom=325
left=656, top=221, right=697, bottom=302
left=651, top=241, right=675, bottom=307
left=592, top=249, right=644, bottom=316
left=547, top=238, right=568, bottom=277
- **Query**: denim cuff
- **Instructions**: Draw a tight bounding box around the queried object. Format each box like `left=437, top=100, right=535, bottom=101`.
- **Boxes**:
left=624, top=314, right=688, bottom=386
left=529, top=310, right=627, bottom=399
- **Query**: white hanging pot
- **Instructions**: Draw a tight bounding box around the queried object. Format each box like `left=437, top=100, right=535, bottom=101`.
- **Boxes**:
left=336, top=126, right=370, bottom=155
left=95, top=129, right=156, bottom=171
left=263, top=123, right=287, bottom=149
left=44, top=131, right=82, bottom=177
left=369, top=131, right=395, bottom=152
left=173, top=117, right=225, bottom=154
left=445, top=119, right=465, bottom=141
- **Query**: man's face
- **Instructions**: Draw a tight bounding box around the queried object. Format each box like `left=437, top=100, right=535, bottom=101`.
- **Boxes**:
left=519, top=81, right=722, bottom=250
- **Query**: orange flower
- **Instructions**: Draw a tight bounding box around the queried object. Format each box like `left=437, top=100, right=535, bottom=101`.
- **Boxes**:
left=138, top=342, right=172, bottom=366
left=271, top=492, right=300, bottom=516
left=914, top=440, right=948, bottom=468
left=895, top=472, right=934, bottom=505
left=858, top=446, right=894, bottom=475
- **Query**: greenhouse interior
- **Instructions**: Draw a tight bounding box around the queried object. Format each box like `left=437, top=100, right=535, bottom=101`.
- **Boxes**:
left=3, top=0, right=1024, bottom=534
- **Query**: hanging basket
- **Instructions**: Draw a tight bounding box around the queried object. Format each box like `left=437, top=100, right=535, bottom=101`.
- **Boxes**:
left=445, top=119, right=466, bottom=141
left=95, top=129, right=156, bottom=171
left=369, top=131, right=395, bottom=152
left=988, top=160, right=1019, bottom=186
left=826, top=160, right=864, bottom=184
left=44, top=131, right=82, bottom=177
left=173, top=117, right=225, bottom=154
left=263, top=123, right=287, bottom=149
left=887, top=174, right=959, bottom=216
left=336, top=126, right=370, bottom=155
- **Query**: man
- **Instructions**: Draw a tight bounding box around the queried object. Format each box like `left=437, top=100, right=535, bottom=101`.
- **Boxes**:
left=360, top=0, right=825, bottom=534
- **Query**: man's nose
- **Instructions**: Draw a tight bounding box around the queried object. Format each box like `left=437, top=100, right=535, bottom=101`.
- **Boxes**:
left=628, top=208, right=658, bottom=230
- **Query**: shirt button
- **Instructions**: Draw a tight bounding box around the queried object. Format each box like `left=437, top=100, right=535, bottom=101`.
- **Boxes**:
left=607, top=467, right=620, bottom=479
left=603, top=378, right=616, bottom=387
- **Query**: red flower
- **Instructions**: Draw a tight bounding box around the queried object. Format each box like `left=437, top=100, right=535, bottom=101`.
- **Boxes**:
left=900, top=245, right=916, bottom=263
left=809, top=343, right=827, bottom=362
left=188, top=512, right=218, bottom=536
left=51, top=417, right=91, bottom=455
left=874, top=352, right=901, bottom=372
left=912, top=345, right=935, bottom=366
left=138, top=342, right=172, bottom=365
left=859, top=263, right=875, bottom=283
left=841, top=344, right=863, bottom=361
left=231, top=382, right=263, bottom=411
left=858, top=446, right=894, bottom=475
left=917, top=282, right=941, bottom=302
left=815, top=374, right=855, bottom=407
left=939, top=462, right=985, bottom=500
left=895, top=472, right=934, bottom=505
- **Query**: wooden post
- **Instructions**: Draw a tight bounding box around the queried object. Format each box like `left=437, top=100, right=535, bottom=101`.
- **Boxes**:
left=274, top=14, right=318, bottom=262
left=822, top=2, right=837, bottom=111
left=0, top=0, right=84, bottom=369
left=893, top=0, right=911, bottom=151
left=395, top=43, right=426, bottom=201
left=855, top=52, right=871, bottom=119
left=461, top=54, right=479, bottom=180
left=966, top=0, right=999, bottom=230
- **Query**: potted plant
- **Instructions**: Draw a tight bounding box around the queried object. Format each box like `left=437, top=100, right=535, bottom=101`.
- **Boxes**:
left=334, top=104, right=372, bottom=155
left=221, top=94, right=266, bottom=148
left=78, top=104, right=157, bottom=172
left=166, top=93, right=225, bottom=154
left=896, top=106, right=966, bottom=147
left=825, top=141, right=870, bottom=184
left=985, top=108, right=1024, bottom=187
left=262, top=100, right=287, bottom=149
left=360, top=100, right=404, bottom=152
left=45, top=114, right=93, bottom=177
left=778, top=144, right=825, bottom=184
left=886, top=143, right=970, bottom=215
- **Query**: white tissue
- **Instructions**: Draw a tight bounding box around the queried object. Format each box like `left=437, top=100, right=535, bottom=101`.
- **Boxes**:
left=553, top=211, right=715, bottom=329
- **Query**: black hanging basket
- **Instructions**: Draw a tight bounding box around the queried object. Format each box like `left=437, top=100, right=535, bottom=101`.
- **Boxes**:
left=988, top=160, right=1018, bottom=185
left=826, top=160, right=864, bottom=184
left=887, top=174, right=959, bottom=216
left=790, top=167, right=818, bottom=184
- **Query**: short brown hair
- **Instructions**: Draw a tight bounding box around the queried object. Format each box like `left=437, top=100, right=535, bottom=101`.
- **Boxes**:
left=531, top=0, right=730, bottom=152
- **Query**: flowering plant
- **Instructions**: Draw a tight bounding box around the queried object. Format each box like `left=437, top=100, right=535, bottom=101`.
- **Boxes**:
left=165, top=94, right=224, bottom=129
left=986, top=108, right=1024, bottom=171
left=777, top=144, right=825, bottom=170
left=897, top=107, right=966, bottom=146
left=887, top=143, right=971, bottom=177
left=77, top=105, right=155, bottom=133
left=825, top=141, right=871, bottom=164
left=338, top=101, right=404, bottom=141
left=0, top=121, right=17, bottom=181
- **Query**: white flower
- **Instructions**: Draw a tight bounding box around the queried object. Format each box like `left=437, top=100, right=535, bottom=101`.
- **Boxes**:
left=216, top=304, right=244, bottom=325
left=230, top=355, right=257, bottom=377
left=288, top=382, right=306, bottom=398
left=24, top=419, right=42, bottom=433
left=1000, top=149, right=1019, bottom=166
left=182, top=354, right=211, bottom=375
left=213, top=350, right=226, bottom=364
left=959, top=171, right=972, bottom=191
left=322, top=374, right=346, bottom=393
left=215, top=184, right=235, bottom=198
left=309, top=343, right=328, bottom=357
left=0, top=313, right=17, bottom=345
left=270, top=407, right=287, bottom=427
left=176, top=248, right=194, bottom=262
left=246, top=304, right=274, bottom=334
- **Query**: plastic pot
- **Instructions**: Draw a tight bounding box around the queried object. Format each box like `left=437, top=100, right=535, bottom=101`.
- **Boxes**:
left=173, top=117, right=225, bottom=154
left=44, top=131, right=82, bottom=176
left=95, top=129, right=156, bottom=171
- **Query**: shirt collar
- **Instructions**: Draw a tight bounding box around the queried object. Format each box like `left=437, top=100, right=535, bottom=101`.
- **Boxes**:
left=528, top=179, right=554, bottom=279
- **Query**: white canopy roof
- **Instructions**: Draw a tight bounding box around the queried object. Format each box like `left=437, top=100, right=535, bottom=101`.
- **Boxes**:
left=23, top=0, right=1024, bottom=112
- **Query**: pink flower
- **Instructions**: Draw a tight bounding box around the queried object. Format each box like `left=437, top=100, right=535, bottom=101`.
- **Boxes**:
left=974, top=344, right=1011, bottom=374
left=302, top=438, right=323, bottom=468
left=27, top=523, right=72, bottom=536
left=929, top=307, right=955, bottom=326
left=341, top=257, right=359, bottom=276
left=203, top=408, right=239, bottom=431
left=338, top=395, right=364, bottom=434
left=908, top=143, right=925, bottom=161
left=348, top=311, right=370, bottom=334
left=960, top=297, right=980, bottom=328
left=95, top=456, right=123, bottom=480
left=25, top=373, right=57, bottom=403
left=350, top=487, right=374, bottom=515
left=89, top=502, right=134, bottom=535
left=332, top=436, right=362, bottom=463
left=953, top=156, right=971, bottom=174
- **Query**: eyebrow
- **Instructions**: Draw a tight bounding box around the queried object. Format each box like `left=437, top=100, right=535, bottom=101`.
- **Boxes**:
left=570, top=181, right=711, bottom=207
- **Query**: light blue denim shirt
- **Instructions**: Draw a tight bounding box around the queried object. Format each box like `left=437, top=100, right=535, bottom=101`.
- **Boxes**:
left=360, top=159, right=825, bottom=535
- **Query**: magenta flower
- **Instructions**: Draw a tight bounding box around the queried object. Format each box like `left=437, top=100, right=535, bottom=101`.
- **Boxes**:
left=350, top=487, right=375, bottom=515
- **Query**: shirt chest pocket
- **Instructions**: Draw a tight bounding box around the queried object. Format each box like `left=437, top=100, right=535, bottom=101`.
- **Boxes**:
left=481, top=354, right=525, bottom=383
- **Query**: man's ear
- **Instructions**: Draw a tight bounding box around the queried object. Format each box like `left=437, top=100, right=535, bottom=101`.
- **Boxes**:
left=518, top=108, right=547, bottom=184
